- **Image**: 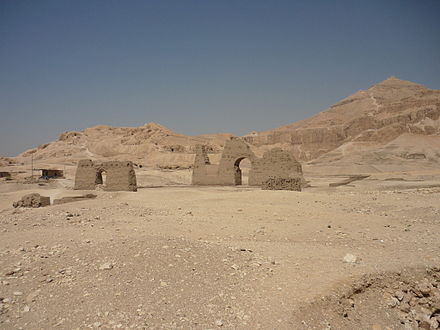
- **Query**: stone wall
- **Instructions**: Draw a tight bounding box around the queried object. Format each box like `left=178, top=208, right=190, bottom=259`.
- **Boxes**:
left=250, top=148, right=303, bottom=186
left=74, top=160, right=137, bottom=192
left=261, top=177, right=302, bottom=191
left=74, top=160, right=97, bottom=190
left=191, top=144, right=221, bottom=185
left=192, top=137, right=304, bottom=187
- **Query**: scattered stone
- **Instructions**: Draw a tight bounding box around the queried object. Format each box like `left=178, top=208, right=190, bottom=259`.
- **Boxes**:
left=99, top=262, right=113, bottom=270
left=5, top=268, right=21, bottom=276
left=26, top=289, right=41, bottom=303
left=343, top=254, right=357, bottom=263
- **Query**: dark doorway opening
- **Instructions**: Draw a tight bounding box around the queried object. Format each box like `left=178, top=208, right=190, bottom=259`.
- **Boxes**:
left=234, top=158, right=251, bottom=185
left=95, top=169, right=107, bottom=188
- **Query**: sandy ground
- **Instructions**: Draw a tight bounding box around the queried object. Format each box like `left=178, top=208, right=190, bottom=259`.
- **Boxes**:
left=0, top=169, right=440, bottom=329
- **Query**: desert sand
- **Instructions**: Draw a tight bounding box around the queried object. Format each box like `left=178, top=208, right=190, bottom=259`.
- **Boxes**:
left=0, top=166, right=439, bottom=329
left=1, top=77, right=439, bottom=329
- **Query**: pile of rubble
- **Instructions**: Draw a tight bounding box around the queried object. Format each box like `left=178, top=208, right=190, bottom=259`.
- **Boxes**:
left=261, top=177, right=302, bottom=191
left=13, top=193, right=50, bottom=208
left=388, top=275, right=440, bottom=328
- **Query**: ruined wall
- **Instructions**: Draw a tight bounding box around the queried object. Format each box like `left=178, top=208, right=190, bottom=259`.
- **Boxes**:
left=191, top=138, right=304, bottom=187
left=249, top=148, right=303, bottom=186
left=101, top=161, right=137, bottom=192
left=261, top=177, right=302, bottom=191
left=217, top=138, right=257, bottom=185
left=191, top=145, right=221, bottom=185
left=74, top=160, right=137, bottom=191
left=74, top=160, right=97, bottom=190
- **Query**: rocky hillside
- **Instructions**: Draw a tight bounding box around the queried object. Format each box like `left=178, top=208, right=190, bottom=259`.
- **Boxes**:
left=244, top=77, right=440, bottom=162
left=12, top=77, right=440, bottom=170
left=17, top=123, right=232, bottom=169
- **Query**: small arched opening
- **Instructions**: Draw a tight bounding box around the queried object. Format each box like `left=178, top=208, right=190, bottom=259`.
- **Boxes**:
left=234, top=157, right=251, bottom=185
left=95, top=168, right=107, bottom=189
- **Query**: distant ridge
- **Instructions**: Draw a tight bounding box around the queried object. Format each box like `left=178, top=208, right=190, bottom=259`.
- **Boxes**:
left=243, top=77, right=440, bottom=161
left=10, top=77, right=440, bottom=170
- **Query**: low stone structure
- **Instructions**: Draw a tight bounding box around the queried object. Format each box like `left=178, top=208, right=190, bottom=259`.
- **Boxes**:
left=261, top=177, right=302, bottom=191
left=192, top=137, right=304, bottom=187
left=74, top=160, right=137, bottom=191
left=39, top=169, right=64, bottom=179
left=0, top=172, right=11, bottom=179
left=13, top=193, right=50, bottom=208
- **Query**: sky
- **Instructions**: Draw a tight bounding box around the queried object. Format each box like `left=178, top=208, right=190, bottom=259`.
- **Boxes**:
left=1, top=0, right=439, bottom=156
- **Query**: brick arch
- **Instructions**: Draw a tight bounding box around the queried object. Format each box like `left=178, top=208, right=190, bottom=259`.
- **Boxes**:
left=217, top=138, right=257, bottom=185
left=233, top=156, right=252, bottom=185
left=192, top=138, right=304, bottom=187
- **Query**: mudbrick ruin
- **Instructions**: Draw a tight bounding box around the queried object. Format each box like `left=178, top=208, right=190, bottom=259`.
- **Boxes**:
left=74, top=160, right=137, bottom=191
left=192, top=137, right=304, bottom=188
left=261, top=177, right=302, bottom=191
left=13, top=193, right=50, bottom=208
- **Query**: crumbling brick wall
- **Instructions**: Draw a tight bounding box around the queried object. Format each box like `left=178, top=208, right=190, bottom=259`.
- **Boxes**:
left=74, top=160, right=97, bottom=190
left=74, top=160, right=137, bottom=191
left=250, top=148, right=303, bottom=186
left=261, top=177, right=302, bottom=191
left=192, top=138, right=304, bottom=187
left=217, top=138, right=257, bottom=185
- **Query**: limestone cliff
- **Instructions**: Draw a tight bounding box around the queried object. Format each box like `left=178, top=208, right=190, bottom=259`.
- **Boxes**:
left=243, top=77, right=440, bottom=161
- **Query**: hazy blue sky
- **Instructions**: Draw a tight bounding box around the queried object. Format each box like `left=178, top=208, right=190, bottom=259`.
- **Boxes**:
left=1, top=0, right=439, bottom=156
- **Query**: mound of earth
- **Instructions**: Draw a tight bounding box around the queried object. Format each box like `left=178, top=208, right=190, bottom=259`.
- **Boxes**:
left=292, top=267, right=440, bottom=330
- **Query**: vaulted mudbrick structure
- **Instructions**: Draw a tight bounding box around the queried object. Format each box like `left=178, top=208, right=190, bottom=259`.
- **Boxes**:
left=192, top=137, right=304, bottom=187
left=74, top=160, right=137, bottom=191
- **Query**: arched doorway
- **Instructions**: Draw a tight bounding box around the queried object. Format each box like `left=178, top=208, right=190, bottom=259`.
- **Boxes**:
left=95, top=168, right=107, bottom=188
left=234, top=157, right=251, bottom=185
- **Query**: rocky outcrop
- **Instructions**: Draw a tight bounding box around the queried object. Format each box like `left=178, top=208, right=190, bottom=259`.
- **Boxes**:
left=16, top=123, right=232, bottom=169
